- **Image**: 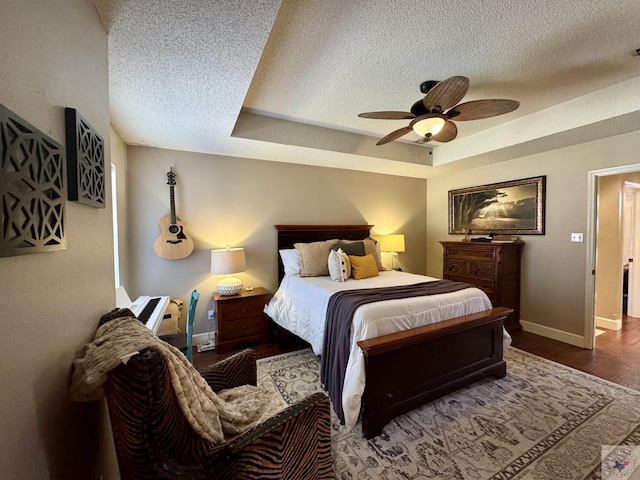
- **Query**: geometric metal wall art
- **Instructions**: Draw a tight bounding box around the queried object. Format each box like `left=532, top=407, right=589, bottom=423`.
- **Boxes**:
left=0, top=103, right=67, bottom=257
left=65, top=107, right=105, bottom=208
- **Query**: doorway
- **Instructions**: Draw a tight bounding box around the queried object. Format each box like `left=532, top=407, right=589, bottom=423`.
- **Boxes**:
left=587, top=164, right=640, bottom=348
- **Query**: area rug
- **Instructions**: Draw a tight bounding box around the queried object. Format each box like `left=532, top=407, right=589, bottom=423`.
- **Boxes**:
left=256, top=347, right=640, bottom=480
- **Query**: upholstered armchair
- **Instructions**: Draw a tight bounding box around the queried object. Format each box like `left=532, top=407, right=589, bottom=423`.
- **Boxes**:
left=104, top=345, right=333, bottom=479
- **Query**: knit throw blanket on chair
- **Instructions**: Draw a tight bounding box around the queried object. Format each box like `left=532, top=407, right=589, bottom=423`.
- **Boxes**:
left=69, top=314, right=286, bottom=444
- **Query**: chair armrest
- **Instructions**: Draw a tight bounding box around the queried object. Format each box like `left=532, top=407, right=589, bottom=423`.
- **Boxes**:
left=198, top=348, right=257, bottom=392
left=216, top=393, right=333, bottom=479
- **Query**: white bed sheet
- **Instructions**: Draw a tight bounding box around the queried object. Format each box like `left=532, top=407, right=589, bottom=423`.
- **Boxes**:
left=264, top=270, right=512, bottom=430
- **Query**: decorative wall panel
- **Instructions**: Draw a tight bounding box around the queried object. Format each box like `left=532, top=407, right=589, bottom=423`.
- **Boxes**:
left=0, top=104, right=66, bottom=257
left=65, top=107, right=105, bottom=208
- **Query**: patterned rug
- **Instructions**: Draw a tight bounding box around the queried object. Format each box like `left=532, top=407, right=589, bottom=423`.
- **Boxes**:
left=256, top=347, right=640, bottom=480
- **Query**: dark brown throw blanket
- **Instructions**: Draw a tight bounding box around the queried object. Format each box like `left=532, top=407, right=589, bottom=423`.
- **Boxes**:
left=320, top=280, right=476, bottom=424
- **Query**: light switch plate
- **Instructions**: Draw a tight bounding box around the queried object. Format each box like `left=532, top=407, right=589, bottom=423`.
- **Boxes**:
left=571, top=233, right=584, bottom=242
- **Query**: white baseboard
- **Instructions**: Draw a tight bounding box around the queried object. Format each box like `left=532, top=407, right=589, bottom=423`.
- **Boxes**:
left=520, top=320, right=586, bottom=348
left=595, top=316, right=622, bottom=331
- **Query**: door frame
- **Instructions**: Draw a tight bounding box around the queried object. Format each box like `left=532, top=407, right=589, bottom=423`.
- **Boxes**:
left=586, top=163, right=640, bottom=348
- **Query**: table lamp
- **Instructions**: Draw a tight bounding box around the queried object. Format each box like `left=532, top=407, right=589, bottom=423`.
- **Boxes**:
left=210, top=246, right=247, bottom=295
left=379, top=234, right=405, bottom=270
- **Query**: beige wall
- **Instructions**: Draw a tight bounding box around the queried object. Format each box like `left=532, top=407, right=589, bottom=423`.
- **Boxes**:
left=111, top=126, right=130, bottom=288
left=595, top=175, right=624, bottom=323
left=126, top=146, right=427, bottom=335
left=0, top=2, right=118, bottom=479
left=426, top=130, right=640, bottom=340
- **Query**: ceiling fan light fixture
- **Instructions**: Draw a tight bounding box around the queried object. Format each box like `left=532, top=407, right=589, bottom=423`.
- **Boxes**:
left=412, top=117, right=445, bottom=137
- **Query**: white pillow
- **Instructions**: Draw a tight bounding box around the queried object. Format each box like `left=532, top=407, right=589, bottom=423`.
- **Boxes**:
left=328, top=248, right=351, bottom=282
left=279, top=249, right=301, bottom=277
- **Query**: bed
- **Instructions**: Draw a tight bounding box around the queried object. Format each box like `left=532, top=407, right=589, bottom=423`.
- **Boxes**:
left=265, top=224, right=512, bottom=439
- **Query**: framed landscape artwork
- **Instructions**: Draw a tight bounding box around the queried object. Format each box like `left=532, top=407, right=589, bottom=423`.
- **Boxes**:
left=449, top=176, right=546, bottom=235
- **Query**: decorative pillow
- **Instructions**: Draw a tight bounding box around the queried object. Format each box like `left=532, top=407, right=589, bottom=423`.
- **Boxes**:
left=328, top=248, right=351, bottom=282
left=294, top=240, right=338, bottom=277
left=330, top=241, right=366, bottom=256
left=349, top=254, right=379, bottom=280
left=279, top=249, right=301, bottom=277
left=337, top=238, right=383, bottom=271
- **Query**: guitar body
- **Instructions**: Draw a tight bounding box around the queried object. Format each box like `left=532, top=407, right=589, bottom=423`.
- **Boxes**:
left=154, top=168, right=194, bottom=260
left=154, top=215, right=194, bottom=260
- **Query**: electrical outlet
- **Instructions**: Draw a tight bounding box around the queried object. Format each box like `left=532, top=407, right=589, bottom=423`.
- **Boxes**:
left=571, top=233, right=584, bottom=242
left=207, top=309, right=215, bottom=320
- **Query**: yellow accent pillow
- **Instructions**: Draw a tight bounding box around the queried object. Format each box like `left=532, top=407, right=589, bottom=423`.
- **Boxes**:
left=349, top=254, right=379, bottom=280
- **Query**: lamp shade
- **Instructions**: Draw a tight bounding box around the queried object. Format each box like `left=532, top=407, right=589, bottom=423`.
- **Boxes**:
left=379, top=234, right=405, bottom=253
left=210, top=247, right=247, bottom=275
left=211, top=247, right=247, bottom=295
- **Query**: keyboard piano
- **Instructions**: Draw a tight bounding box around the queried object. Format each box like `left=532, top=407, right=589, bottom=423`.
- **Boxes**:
left=116, top=286, right=170, bottom=334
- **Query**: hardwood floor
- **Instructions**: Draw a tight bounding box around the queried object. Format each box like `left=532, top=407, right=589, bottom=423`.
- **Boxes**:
left=193, top=315, right=640, bottom=392
left=510, top=314, right=640, bottom=391
left=192, top=341, right=303, bottom=370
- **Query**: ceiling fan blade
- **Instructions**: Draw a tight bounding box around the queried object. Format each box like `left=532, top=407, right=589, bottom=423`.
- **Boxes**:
left=376, top=126, right=413, bottom=145
left=447, top=99, right=520, bottom=121
left=422, top=76, right=469, bottom=113
left=358, top=111, right=415, bottom=120
left=431, top=120, right=457, bottom=142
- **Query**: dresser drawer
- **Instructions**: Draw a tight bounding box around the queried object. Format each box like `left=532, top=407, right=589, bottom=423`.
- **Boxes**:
left=444, top=244, right=497, bottom=261
left=444, top=259, right=496, bottom=280
left=469, top=261, right=496, bottom=279
left=220, top=315, right=267, bottom=342
left=219, top=297, right=267, bottom=321
left=444, top=259, right=468, bottom=275
left=444, top=273, right=495, bottom=296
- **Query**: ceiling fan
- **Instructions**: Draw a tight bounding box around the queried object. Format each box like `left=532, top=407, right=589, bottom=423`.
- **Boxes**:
left=358, top=76, right=519, bottom=146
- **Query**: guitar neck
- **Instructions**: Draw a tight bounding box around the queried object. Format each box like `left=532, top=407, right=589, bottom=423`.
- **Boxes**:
left=169, top=185, right=177, bottom=224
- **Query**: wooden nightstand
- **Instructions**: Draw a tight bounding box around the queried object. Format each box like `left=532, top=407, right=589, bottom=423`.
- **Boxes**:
left=214, top=287, right=272, bottom=353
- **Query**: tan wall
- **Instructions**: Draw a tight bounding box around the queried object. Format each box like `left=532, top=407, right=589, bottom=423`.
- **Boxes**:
left=595, top=175, right=623, bottom=322
left=426, top=131, right=640, bottom=339
left=111, top=126, right=130, bottom=288
left=126, top=146, right=427, bottom=335
left=0, top=2, right=118, bottom=479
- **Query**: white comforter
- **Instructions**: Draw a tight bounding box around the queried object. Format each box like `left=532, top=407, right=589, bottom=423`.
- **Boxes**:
left=264, top=270, right=512, bottom=430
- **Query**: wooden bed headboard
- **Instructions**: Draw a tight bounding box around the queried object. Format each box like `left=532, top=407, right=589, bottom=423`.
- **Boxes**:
left=275, top=224, right=374, bottom=283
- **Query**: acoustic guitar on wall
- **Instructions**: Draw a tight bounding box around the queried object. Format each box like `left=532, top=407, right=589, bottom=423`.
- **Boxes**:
left=153, top=168, right=194, bottom=260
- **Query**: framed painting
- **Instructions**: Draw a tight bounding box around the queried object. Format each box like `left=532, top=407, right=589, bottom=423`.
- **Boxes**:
left=449, top=176, right=546, bottom=235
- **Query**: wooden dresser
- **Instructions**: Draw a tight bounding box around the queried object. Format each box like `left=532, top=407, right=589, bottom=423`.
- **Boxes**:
left=440, top=241, right=523, bottom=332
left=214, top=287, right=271, bottom=353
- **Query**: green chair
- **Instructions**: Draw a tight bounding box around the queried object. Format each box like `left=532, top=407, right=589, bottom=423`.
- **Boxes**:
left=182, top=290, right=199, bottom=362
left=162, top=290, right=199, bottom=361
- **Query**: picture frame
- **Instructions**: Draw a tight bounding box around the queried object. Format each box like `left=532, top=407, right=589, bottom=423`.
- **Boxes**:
left=448, top=176, right=546, bottom=235
left=65, top=107, right=105, bottom=208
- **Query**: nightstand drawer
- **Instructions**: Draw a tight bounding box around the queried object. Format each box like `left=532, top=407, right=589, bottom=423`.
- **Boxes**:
left=221, top=315, right=267, bottom=341
left=219, top=297, right=267, bottom=321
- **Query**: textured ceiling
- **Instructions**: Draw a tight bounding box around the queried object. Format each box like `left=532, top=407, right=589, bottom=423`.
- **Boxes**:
left=94, top=0, right=640, bottom=178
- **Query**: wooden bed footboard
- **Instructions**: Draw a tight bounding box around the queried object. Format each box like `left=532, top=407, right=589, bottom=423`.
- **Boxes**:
left=357, top=306, right=512, bottom=439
